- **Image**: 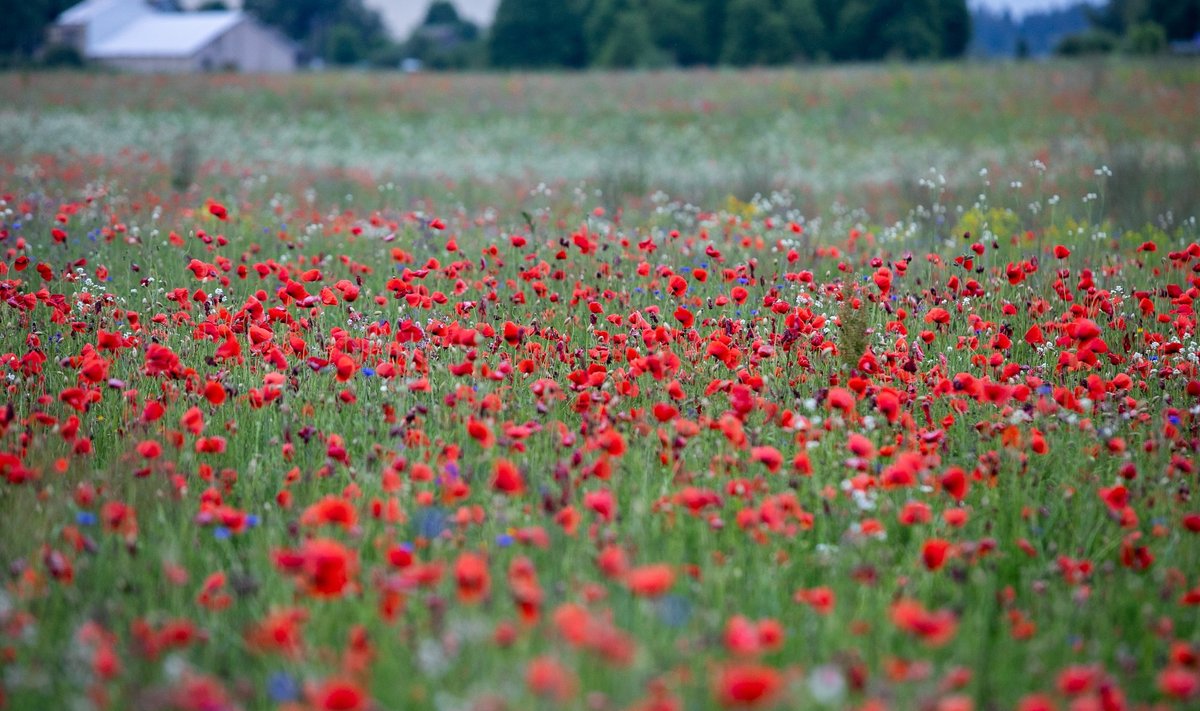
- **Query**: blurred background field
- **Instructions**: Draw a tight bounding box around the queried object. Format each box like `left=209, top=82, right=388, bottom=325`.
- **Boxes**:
left=3, top=59, right=1199, bottom=227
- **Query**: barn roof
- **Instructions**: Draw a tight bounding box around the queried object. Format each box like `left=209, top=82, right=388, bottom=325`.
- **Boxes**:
left=90, top=11, right=245, bottom=58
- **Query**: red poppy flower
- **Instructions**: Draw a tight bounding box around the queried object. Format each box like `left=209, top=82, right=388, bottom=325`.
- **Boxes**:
left=455, top=551, right=490, bottom=604
left=492, top=458, right=524, bottom=495
left=922, top=538, right=952, bottom=571
left=274, top=538, right=357, bottom=598
left=203, top=381, right=226, bottom=406
left=136, top=440, right=162, bottom=459
left=940, top=467, right=968, bottom=501
left=891, top=599, right=958, bottom=647
left=794, top=586, right=835, bottom=615
left=925, top=307, right=951, bottom=325
left=725, top=615, right=761, bottom=656
left=827, top=387, right=855, bottom=412
left=625, top=564, right=674, bottom=598
left=468, top=418, right=496, bottom=448
left=309, top=678, right=367, bottom=711
left=1161, top=667, right=1200, bottom=701
left=526, top=656, right=576, bottom=702
left=300, top=496, right=358, bottom=530
left=1016, top=693, right=1058, bottom=711
left=748, top=445, right=782, bottom=473
left=584, top=488, right=616, bottom=523
left=245, top=607, right=307, bottom=658
left=714, top=663, right=782, bottom=708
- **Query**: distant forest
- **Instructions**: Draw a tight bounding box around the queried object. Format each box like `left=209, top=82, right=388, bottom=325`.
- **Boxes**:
left=409, top=0, right=1197, bottom=69
left=484, top=0, right=973, bottom=68
left=969, top=4, right=1093, bottom=58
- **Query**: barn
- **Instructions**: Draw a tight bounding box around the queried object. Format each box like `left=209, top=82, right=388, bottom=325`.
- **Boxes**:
left=51, top=0, right=298, bottom=73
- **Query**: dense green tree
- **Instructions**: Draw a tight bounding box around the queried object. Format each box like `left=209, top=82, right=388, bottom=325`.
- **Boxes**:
left=781, top=0, right=827, bottom=58
left=759, top=7, right=799, bottom=63
left=722, top=0, right=795, bottom=65
left=814, top=0, right=843, bottom=40
left=830, top=0, right=968, bottom=61
left=882, top=10, right=942, bottom=59
left=328, top=23, right=364, bottom=64
left=243, top=0, right=390, bottom=62
left=489, top=0, right=588, bottom=68
left=720, top=0, right=833, bottom=65
left=595, top=9, right=660, bottom=67
left=937, top=0, right=972, bottom=57
left=583, top=0, right=709, bottom=67
left=645, top=0, right=708, bottom=66
left=1087, top=0, right=1148, bottom=35
left=424, top=1, right=463, bottom=26
left=583, top=0, right=628, bottom=62
left=1146, top=0, right=1199, bottom=41
left=1123, top=21, right=1166, bottom=53
left=698, top=0, right=728, bottom=64
left=0, top=0, right=75, bottom=60
left=831, top=0, right=874, bottom=60
left=1075, top=0, right=1197, bottom=54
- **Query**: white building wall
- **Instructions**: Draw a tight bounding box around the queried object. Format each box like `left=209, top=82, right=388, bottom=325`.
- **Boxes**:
left=194, top=20, right=297, bottom=73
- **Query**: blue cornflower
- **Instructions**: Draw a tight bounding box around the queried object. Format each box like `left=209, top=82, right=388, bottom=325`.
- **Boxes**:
left=655, top=595, right=692, bottom=627
left=267, top=672, right=299, bottom=703
left=416, top=508, right=448, bottom=539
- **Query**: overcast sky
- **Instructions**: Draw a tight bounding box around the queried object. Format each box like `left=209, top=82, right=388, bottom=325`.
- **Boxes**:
left=368, top=1, right=1093, bottom=40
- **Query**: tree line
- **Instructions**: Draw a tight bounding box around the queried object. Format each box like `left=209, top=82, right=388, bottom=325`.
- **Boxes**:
left=486, top=0, right=972, bottom=69
left=1088, top=0, right=1199, bottom=42
left=1060, top=0, right=1199, bottom=55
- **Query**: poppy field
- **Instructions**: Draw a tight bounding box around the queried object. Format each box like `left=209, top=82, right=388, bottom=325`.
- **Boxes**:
left=1, top=62, right=1199, bottom=711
